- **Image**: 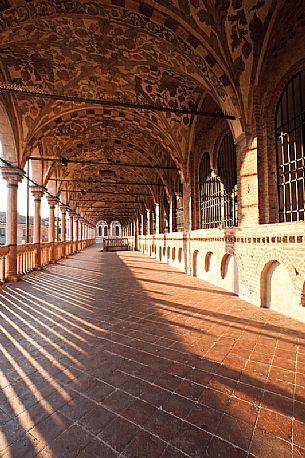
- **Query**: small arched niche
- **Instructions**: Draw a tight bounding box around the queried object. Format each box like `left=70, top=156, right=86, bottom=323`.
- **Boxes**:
left=172, top=247, right=176, bottom=261
left=192, top=250, right=199, bottom=277
left=261, top=261, right=298, bottom=314
left=221, top=253, right=239, bottom=294
left=205, top=251, right=213, bottom=272
left=167, top=246, right=170, bottom=260
left=178, top=248, right=182, bottom=263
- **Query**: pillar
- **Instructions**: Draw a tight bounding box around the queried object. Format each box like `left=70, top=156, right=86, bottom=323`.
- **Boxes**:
left=60, top=205, right=68, bottom=256
left=75, top=216, right=79, bottom=244
left=47, top=197, right=58, bottom=263
left=155, top=203, right=160, bottom=235
left=169, top=198, right=173, bottom=233
left=80, top=219, right=83, bottom=241
left=31, top=186, right=45, bottom=270
left=68, top=211, right=74, bottom=242
left=236, top=133, right=259, bottom=226
left=146, top=209, right=151, bottom=235
left=159, top=198, right=164, bottom=234
left=182, top=180, right=192, bottom=275
left=134, top=219, right=139, bottom=251
left=1, top=167, right=24, bottom=281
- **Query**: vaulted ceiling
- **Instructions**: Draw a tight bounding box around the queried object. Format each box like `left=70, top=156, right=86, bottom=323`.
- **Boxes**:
left=0, top=0, right=298, bottom=223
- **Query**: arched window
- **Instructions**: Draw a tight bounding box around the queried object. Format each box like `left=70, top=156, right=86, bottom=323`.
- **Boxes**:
left=98, top=225, right=102, bottom=236
left=200, top=152, right=221, bottom=228
left=115, top=225, right=119, bottom=237
left=163, top=193, right=169, bottom=232
left=104, top=226, right=108, bottom=236
left=217, top=133, right=237, bottom=227
left=176, top=180, right=184, bottom=231
left=199, top=134, right=237, bottom=228
left=276, top=70, right=305, bottom=222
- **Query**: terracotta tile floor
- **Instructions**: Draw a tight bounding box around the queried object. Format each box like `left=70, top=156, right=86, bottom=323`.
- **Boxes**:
left=0, top=245, right=305, bottom=457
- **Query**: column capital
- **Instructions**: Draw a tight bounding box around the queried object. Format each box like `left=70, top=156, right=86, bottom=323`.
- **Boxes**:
left=60, top=204, right=69, bottom=213
left=47, top=196, right=59, bottom=207
left=68, top=209, right=76, bottom=216
left=1, top=167, right=24, bottom=186
left=30, top=185, right=45, bottom=200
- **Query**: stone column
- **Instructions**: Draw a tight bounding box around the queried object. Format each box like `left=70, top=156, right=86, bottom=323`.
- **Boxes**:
left=146, top=209, right=150, bottom=235
left=169, top=197, right=173, bottom=233
left=182, top=180, right=192, bottom=275
left=1, top=167, right=24, bottom=281
left=73, top=215, right=79, bottom=242
left=159, top=198, right=165, bottom=234
left=60, top=205, right=68, bottom=257
left=79, top=221, right=82, bottom=240
left=68, top=211, right=74, bottom=242
left=155, top=203, right=160, bottom=235
left=31, top=186, right=45, bottom=270
left=74, top=216, right=79, bottom=244
left=68, top=210, right=75, bottom=253
left=47, top=197, right=58, bottom=263
left=134, top=220, right=138, bottom=251
left=140, top=214, right=144, bottom=236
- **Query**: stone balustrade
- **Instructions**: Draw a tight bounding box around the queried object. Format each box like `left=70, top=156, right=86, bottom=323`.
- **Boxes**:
left=0, top=239, right=95, bottom=283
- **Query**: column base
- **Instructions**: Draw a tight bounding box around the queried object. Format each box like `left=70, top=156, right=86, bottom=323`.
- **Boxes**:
left=6, top=274, right=19, bottom=282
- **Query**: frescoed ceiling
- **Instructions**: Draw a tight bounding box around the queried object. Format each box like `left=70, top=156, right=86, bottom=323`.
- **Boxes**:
left=0, top=0, right=298, bottom=223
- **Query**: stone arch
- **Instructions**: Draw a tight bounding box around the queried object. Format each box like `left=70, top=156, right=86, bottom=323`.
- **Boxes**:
left=262, top=60, right=305, bottom=135
left=0, top=101, right=19, bottom=166
left=205, top=251, right=213, bottom=272
left=192, top=250, right=199, bottom=277
left=212, top=128, right=233, bottom=172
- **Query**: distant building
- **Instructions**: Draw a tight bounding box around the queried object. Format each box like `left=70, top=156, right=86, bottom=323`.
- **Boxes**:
left=96, top=220, right=122, bottom=243
left=0, top=212, right=49, bottom=245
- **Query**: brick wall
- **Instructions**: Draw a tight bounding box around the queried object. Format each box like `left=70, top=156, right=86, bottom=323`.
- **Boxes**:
left=138, top=220, right=305, bottom=323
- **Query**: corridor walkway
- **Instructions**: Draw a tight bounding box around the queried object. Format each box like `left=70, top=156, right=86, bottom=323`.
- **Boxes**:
left=0, top=245, right=305, bottom=458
